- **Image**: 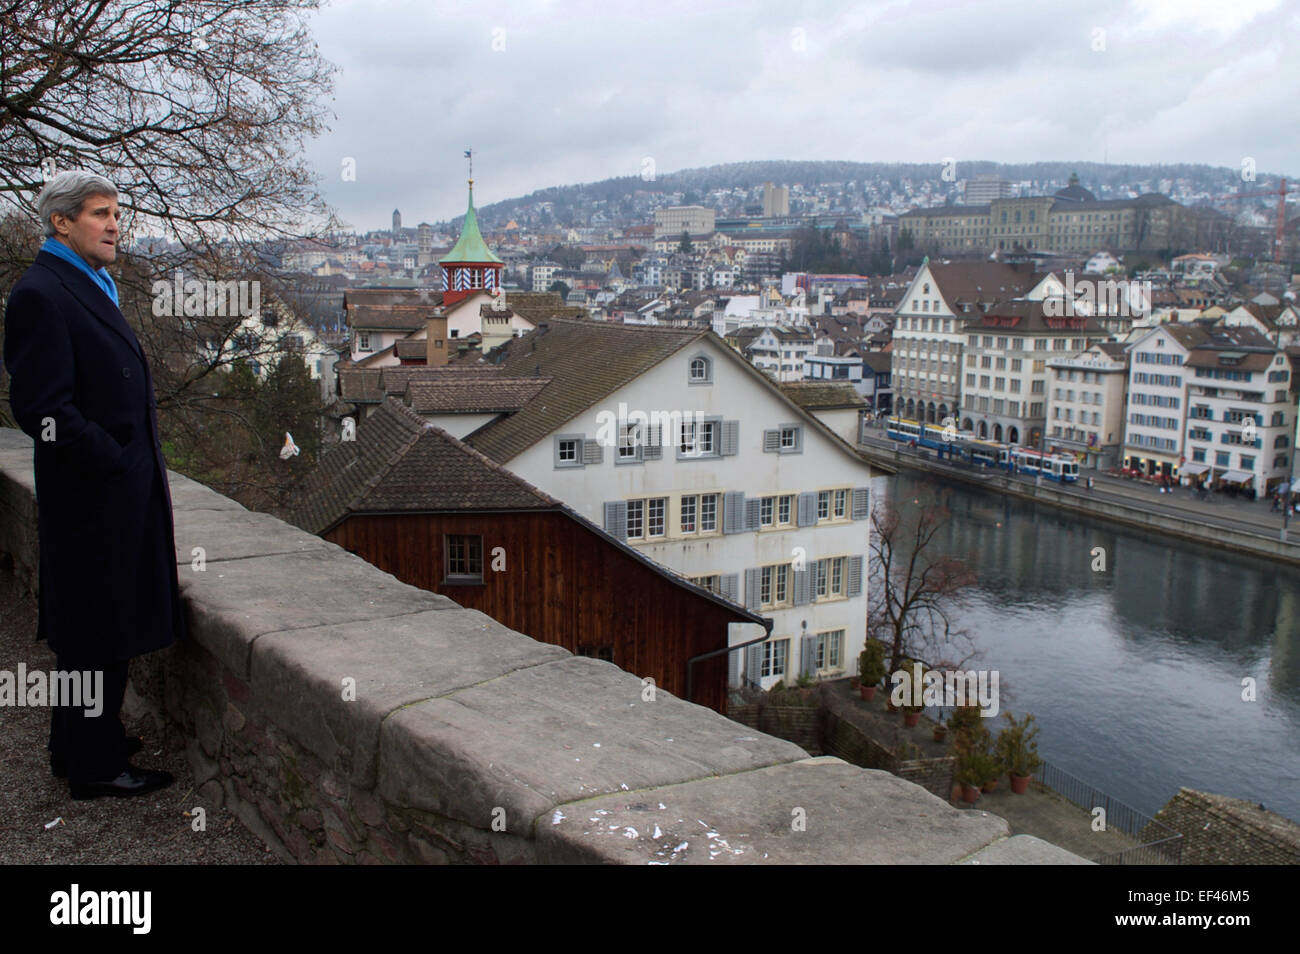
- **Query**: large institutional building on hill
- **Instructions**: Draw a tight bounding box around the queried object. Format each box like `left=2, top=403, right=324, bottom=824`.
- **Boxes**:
left=900, top=174, right=1198, bottom=254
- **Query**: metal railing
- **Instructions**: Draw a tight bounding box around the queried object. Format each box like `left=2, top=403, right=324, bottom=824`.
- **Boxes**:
left=1036, top=760, right=1183, bottom=865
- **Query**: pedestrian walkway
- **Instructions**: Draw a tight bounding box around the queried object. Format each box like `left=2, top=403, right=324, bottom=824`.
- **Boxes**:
left=859, top=421, right=1299, bottom=545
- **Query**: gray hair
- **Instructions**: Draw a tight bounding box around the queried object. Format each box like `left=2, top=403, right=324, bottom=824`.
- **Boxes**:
left=36, top=170, right=118, bottom=237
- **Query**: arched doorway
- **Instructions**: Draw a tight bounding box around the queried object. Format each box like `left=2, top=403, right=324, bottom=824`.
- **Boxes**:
left=1008, top=426, right=1020, bottom=444
left=927, top=403, right=937, bottom=424
left=993, top=424, right=1003, bottom=442
left=978, top=421, right=988, bottom=439
left=938, top=404, right=949, bottom=425
left=963, top=417, right=973, bottom=432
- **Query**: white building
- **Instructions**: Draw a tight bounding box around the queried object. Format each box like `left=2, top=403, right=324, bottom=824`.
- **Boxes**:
left=1121, top=324, right=1201, bottom=478
left=435, top=319, right=878, bottom=689
left=1181, top=333, right=1293, bottom=496
left=1046, top=342, right=1129, bottom=469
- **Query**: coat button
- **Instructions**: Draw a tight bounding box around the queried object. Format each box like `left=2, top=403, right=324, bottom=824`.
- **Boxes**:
left=122, top=367, right=131, bottom=378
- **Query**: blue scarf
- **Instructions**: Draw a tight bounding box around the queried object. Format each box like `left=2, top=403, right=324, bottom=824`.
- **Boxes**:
left=41, top=237, right=119, bottom=307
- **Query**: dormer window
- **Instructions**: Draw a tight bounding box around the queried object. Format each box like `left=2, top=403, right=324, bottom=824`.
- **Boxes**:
left=689, top=355, right=712, bottom=384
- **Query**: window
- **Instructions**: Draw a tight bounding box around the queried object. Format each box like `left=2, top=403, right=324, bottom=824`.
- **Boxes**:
left=689, top=355, right=712, bottom=383
left=778, top=494, right=792, bottom=525
left=445, top=535, right=483, bottom=583
left=681, top=495, right=697, bottom=533
left=617, top=424, right=642, bottom=462
left=357, top=332, right=372, bottom=352
left=627, top=500, right=644, bottom=539
left=691, top=574, right=721, bottom=595
left=760, top=496, right=775, bottom=527
left=679, top=419, right=718, bottom=457
left=781, top=426, right=798, bottom=450
left=700, top=493, right=718, bottom=532
left=816, top=630, right=844, bottom=671
left=817, top=491, right=830, bottom=520
left=647, top=497, right=666, bottom=537
left=760, top=564, right=790, bottom=608
left=556, top=436, right=581, bottom=467
left=761, top=638, right=789, bottom=678
left=833, top=489, right=848, bottom=519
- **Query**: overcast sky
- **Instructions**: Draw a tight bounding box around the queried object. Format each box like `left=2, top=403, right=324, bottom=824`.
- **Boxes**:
left=304, top=0, right=1299, bottom=232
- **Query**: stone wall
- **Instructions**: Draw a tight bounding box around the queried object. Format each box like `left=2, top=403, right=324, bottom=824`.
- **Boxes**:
left=732, top=687, right=955, bottom=801
left=1152, top=788, right=1300, bottom=865
left=0, top=427, right=1083, bottom=864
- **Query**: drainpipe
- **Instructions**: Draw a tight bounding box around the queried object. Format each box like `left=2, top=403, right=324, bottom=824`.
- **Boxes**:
left=686, top=618, right=773, bottom=705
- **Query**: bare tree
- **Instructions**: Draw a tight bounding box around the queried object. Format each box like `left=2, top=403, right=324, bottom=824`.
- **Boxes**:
left=0, top=0, right=338, bottom=258
left=867, top=494, right=979, bottom=676
left=0, top=1, right=338, bottom=508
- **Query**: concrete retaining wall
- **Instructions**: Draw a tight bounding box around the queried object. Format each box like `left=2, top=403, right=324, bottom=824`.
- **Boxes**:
left=0, top=427, right=1083, bottom=864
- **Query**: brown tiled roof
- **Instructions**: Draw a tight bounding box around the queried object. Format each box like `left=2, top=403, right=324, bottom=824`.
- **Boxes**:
left=920, top=262, right=1039, bottom=310
left=407, top=377, right=550, bottom=414
left=339, top=364, right=507, bottom=406
left=1184, top=349, right=1274, bottom=371
left=965, top=299, right=1104, bottom=334
left=344, top=287, right=443, bottom=331
left=287, top=398, right=764, bottom=623
left=290, top=397, right=556, bottom=535
left=394, top=339, right=429, bottom=359
left=462, top=319, right=705, bottom=462
left=779, top=381, right=867, bottom=410
left=861, top=352, right=892, bottom=372
left=502, top=291, right=586, bottom=323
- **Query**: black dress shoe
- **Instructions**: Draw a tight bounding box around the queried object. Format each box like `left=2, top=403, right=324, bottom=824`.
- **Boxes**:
left=70, top=764, right=174, bottom=800
left=51, top=736, right=143, bottom=779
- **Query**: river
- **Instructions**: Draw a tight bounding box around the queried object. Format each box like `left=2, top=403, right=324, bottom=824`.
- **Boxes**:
left=877, top=471, right=1300, bottom=823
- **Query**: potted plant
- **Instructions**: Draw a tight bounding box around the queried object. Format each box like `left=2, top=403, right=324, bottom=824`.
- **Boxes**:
left=952, top=718, right=993, bottom=804
left=932, top=721, right=948, bottom=744
left=893, top=656, right=926, bottom=725
left=858, top=641, right=885, bottom=702
left=996, top=712, right=1042, bottom=795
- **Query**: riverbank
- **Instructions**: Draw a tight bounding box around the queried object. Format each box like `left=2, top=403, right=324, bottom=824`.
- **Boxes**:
left=859, top=428, right=1300, bottom=567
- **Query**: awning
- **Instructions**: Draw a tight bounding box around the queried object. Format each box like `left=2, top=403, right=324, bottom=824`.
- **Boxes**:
left=1180, top=462, right=1210, bottom=476
left=1220, top=470, right=1254, bottom=484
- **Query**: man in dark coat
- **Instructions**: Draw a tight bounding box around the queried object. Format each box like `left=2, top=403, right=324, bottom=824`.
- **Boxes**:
left=3, top=170, right=183, bottom=799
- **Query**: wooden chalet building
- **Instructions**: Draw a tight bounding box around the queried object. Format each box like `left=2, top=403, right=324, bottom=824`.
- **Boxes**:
left=289, top=397, right=767, bottom=713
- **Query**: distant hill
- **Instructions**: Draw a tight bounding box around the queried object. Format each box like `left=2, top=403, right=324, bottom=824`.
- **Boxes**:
left=449, top=159, right=1274, bottom=231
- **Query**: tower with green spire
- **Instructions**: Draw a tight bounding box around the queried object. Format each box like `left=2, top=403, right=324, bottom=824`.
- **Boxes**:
left=440, top=178, right=503, bottom=306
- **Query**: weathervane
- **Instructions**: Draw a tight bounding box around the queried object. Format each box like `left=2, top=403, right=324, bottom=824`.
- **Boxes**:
left=465, top=148, right=473, bottom=185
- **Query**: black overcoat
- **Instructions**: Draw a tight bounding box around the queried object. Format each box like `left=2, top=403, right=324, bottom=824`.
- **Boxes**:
left=3, top=250, right=184, bottom=661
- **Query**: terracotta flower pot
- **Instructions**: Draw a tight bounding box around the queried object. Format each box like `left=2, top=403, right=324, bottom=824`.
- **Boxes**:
left=860, top=685, right=877, bottom=702
left=960, top=784, right=980, bottom=804
left=903, top=710, right=921, bottom=727
left=933, top=727, right=948, bottom=743
left=1009, top=774, right=1031, bottom=794
left=981, top=777, right=998, bottom=793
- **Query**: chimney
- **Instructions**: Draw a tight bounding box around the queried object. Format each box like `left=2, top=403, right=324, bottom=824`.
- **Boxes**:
left=426, top=307, right=448, bottom=367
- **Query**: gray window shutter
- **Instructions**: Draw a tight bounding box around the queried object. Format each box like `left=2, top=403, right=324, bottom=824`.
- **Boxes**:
left=800, top=634, right=816, bottom=677
left=793, top=426, right=803, bottom=452
left=847, top=555, right=864, bottom=597
left=603, top=501, right=627, bottom=541
left=744, top=567, right=761, bottom=611
left=723, top=491, right=745, bottom=534
left=583, top=439, right=603, bottom=464
left=729, top=647, right=743, bottom=687
left=720, top=573, right=739, bottom=603
left=721, top=419, right=739, bottom=456
left=852, top=486, right=870, bottom=519
left=744, top=497, right=761, bottom=531
left=797, top=491, right=817, bottom=526
left=793, top=567, right=811, bottom=606
left=745, top=643, right=763, bottom=686
left=763, top=429, right=780, bottom=452
left=644, top=424, right=662, bottom=460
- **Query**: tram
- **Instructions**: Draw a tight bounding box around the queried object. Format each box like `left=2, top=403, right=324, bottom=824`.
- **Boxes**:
left=1009, top=447, right=1079, bottom=482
